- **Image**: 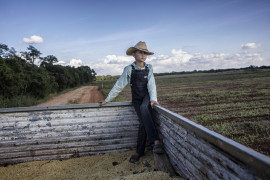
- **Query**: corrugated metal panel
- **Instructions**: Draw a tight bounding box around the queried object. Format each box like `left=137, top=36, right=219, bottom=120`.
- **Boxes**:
left=153, top=105, right=270, bottom=180
left=0, top=102, right=139, bottom=165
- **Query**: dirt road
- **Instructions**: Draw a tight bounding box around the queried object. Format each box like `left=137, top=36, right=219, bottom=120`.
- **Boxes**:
left=37, top=86, right=104, bottom=106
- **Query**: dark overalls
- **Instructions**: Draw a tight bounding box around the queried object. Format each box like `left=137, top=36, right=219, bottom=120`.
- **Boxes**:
left=130, top=65, right=160, bottom=156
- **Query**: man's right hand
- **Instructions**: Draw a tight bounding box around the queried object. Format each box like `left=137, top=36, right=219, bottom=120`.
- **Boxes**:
left=99, top=100, right=107, bottom=107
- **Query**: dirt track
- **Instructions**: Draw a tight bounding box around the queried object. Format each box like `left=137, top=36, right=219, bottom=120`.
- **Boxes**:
left=37, top=86, right=104, bottom=106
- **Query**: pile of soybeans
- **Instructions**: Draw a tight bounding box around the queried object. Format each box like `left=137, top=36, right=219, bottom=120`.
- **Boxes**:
left=0, top=150, right=182, bottom=180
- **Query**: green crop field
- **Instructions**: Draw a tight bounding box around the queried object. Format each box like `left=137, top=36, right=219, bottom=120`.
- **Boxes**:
left=95, top=68, right=270, bottom=156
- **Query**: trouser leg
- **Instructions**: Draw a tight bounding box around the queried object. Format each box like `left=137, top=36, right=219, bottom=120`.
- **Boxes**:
left=133, top=101, right=147, bottom=156
left=136, top=124, right=147, bottom=156
left=132, top=94, right=159, bottom=156
left=139, top=94, right=159, bottom=143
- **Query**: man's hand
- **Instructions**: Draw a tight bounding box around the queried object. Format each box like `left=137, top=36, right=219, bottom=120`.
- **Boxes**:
left=99, top=100, right=107, bottom=107
left=150, top=100, right=160, bottom=109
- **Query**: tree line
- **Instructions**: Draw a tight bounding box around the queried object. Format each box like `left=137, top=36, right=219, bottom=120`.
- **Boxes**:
left=96, top=75, right=120, bottom=81
left=154, top=65, right=270, bottom=76
left=0, top=43, right=96, bottom=108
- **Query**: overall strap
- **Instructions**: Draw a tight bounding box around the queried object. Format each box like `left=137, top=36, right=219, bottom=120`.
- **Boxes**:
left=130, top=65, right=135, bottom=85
left=145, top=65, right=149, bottom=72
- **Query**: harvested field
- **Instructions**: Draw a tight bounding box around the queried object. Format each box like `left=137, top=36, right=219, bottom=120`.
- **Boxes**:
left=96, top=68, right=270, bottom=156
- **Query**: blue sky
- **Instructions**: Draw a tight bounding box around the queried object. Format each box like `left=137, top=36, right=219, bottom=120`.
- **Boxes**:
left=1, top=0, right=270, bottom=75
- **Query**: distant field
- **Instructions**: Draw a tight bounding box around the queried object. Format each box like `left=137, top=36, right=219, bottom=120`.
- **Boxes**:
left=95, top=69, right=270, bottom=156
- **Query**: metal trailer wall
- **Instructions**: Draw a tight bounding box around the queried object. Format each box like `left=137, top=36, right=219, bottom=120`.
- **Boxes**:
left=152, top=105, right=270, bottom=180
left=0, top=102, right=139, bottom=165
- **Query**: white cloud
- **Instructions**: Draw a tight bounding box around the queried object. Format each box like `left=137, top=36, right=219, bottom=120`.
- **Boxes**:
left=91, top=45, right=267, bottom=75
left=241, top=43, right=261, bottom=50
left=89, top=55, right=133, bottom=75
left=55, top=60, right=66, bottom=65
left=23, top=35, right=44, bottom=44
left=104, top=55, right=133, bottom=64
left=171, top=49, right=193, bottom=63
left=43, top=44, right=267, bottom=75
left=148, top=50, right=264, bottom=73
left=15, top=52, right=24, bottom=58
left=90, top=63, right=128, bottom=75
left=69, top=59, right=83, bottom=67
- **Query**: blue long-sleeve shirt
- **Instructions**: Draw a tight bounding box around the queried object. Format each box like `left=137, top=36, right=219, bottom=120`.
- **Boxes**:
left=105, top=62, right=157, bottom=102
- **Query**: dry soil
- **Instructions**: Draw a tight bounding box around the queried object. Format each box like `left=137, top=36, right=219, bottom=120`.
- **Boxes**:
left=37, top=85, right=104, bottom=106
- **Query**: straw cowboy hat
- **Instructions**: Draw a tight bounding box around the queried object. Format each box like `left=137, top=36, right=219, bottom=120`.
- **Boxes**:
left=126, top=41, right=154, bottom=56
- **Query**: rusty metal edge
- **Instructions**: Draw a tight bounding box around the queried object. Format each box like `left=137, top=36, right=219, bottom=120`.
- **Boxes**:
left=153, top=104, right=270, bottom=179
left=0, top=101, right=133, bottom=113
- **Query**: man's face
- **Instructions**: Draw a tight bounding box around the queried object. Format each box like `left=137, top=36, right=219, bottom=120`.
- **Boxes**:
left=132, top=50, right=148, bottom=62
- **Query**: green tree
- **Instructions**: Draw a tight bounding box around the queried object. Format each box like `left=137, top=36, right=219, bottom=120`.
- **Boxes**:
left=7, top=47, right=17, bottom=58
left=21, top=45, right=42, bottom=65
left=77, top=66, right=95, bottom=84
left=0, top=57, right=26, bottom=98
left=41, top=55, right=58, bottom=64
left=26, top=67, right=54, bottom=98
left=0, top=43, right=9, bottom=58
